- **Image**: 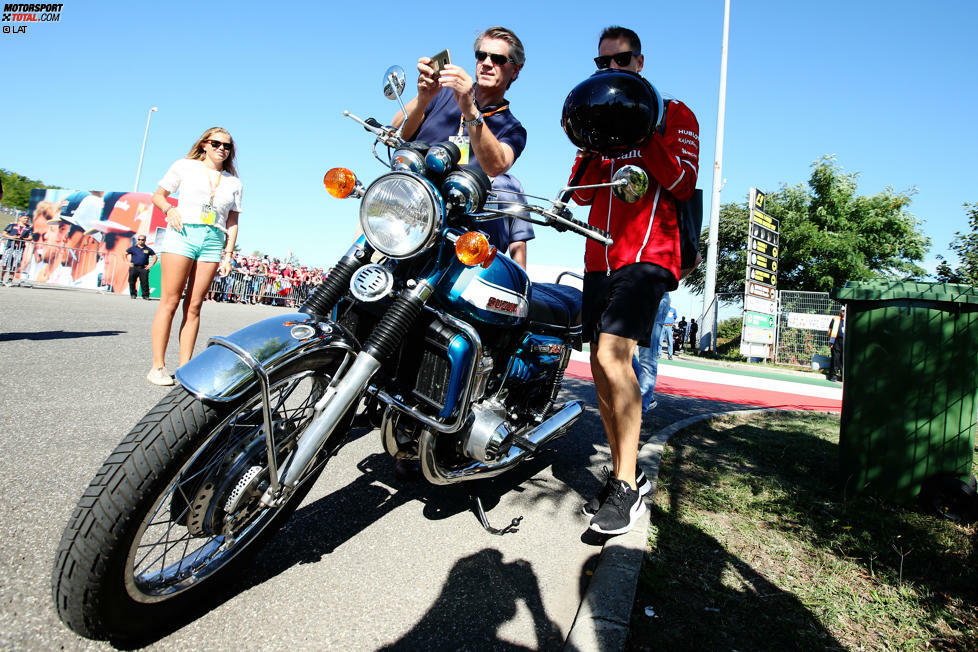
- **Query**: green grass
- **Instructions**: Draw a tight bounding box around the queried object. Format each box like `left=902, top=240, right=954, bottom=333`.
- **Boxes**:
left=627, top=412, right=978, bottom=650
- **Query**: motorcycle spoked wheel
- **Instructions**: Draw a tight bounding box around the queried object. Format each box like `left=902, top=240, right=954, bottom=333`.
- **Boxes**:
left=52, top=360, right=352, bottom=642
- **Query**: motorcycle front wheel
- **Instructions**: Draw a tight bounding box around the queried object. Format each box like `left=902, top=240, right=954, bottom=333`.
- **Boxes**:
left=52, top=359, right=352, bottom=642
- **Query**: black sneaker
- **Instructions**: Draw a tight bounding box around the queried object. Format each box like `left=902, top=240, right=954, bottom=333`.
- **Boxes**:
left=589, top=478, right=646, bottom=535
left=582, top=466, right=652, bottom=516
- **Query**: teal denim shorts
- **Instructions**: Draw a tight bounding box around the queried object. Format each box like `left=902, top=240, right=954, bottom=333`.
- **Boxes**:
left=160, top=224, right=225, bottom=263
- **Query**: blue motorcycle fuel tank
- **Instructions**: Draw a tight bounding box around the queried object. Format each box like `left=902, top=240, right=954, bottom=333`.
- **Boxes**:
left=429, top=248, right=530, bottom=327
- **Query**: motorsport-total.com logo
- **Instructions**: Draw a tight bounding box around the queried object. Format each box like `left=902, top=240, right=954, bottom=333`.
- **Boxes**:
left=2, top=3, right=63, bottom=34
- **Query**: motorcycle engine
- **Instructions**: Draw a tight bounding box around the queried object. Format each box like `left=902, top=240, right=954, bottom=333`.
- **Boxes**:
left=463, top=400, right=513, bottom=462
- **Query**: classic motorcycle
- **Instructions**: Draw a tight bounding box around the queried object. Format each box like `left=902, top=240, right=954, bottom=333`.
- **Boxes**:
left=52, top=65, right=655, bottom=641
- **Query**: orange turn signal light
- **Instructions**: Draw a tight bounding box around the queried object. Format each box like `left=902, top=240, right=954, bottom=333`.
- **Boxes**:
left=324, top=168, right=357, bottom=198
left=455, top=231, right=495, bottom=267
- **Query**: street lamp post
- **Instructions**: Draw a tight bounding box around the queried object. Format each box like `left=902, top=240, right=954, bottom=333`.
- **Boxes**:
left=134, top=106, right=158, bottom=192
left=701, top=0, right=731, bottom=353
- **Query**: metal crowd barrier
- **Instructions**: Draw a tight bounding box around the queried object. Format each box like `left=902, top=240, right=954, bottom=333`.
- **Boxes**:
left=205, top=270, right=317, bottom=307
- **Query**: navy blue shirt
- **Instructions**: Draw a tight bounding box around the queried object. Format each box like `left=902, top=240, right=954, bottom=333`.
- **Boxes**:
left=480, top=173, right=535, bottom=251
left=409, top=88, right=527, bottom=175
left=126, top=244, right=155, bottom=266
left=3, top=222, right=33, bottom=251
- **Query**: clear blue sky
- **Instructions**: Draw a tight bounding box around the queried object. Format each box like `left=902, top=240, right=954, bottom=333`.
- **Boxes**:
left=3, top=1, right=975, bottom=318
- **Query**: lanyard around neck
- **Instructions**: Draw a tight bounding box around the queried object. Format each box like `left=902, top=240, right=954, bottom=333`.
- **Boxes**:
left=457, top=103, right=510, bottom=136
left=204, top=166, right=222, bottom=202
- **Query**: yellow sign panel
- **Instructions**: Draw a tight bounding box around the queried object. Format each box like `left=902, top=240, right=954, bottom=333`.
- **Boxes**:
left=752, top=209, right=780, bottom=232
left=751, top=238, right=778, bottom=258
left=749, top=267, right=777, bottom=286
left=750, top=251, right=778, bottom=272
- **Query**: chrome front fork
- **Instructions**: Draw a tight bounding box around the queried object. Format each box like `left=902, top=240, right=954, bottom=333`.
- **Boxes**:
left=260, top=280, right=433, bottom=507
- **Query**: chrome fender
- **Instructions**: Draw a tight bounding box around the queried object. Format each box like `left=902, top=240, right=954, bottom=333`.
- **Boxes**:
left=175, top=312, right=357, bottom=403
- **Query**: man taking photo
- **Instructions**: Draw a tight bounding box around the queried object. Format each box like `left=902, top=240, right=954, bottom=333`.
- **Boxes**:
left=392, top=27, right=535, bottom=268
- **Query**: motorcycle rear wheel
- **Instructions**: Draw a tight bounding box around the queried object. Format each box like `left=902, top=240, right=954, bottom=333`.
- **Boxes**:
left=52, top=361, right=350, bottom=642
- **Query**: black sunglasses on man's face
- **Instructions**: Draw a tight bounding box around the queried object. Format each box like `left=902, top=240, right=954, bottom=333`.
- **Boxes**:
left=594, top=51, right=640, bottom=69
left=475, top=50, right=514, bottom=66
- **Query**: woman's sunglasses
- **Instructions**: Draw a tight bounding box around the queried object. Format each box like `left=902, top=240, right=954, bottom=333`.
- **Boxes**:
left=594, top=51, right=640, bottom=69
left=475, top=50, right=515, bottom=66
left=205, top=139, right=233, bottom=151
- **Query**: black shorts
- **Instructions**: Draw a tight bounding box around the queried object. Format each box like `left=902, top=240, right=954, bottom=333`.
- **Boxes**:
left=582, top=263, right=671, bottom=347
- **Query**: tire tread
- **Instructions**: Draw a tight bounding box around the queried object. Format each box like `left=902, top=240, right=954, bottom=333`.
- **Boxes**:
left=51, top=389, right=213, bottom=639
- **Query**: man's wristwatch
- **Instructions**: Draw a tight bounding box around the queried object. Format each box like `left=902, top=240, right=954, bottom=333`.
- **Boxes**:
left=464, top=113, right=484, bottom=127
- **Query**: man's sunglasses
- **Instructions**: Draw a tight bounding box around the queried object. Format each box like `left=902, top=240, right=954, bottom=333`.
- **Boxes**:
left=594, top=51, right=640, bottom=69
left=205, top=140, right=233, bottom=151
left=475, top=50, right=515, bottom=66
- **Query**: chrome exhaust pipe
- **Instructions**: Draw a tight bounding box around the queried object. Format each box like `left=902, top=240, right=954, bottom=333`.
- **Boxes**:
left=420, top=400, right=584, bottom=485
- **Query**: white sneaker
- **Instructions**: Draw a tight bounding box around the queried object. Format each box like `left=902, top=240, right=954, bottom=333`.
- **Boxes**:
left=147, top=366, right=175, bottom=386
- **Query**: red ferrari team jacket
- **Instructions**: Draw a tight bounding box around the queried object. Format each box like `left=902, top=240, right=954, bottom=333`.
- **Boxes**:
left=569, top=97, right=699, bottom=282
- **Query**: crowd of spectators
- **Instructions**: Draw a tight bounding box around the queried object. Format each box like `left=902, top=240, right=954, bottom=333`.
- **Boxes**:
left=205, top=252, right=327, bottom=307
left=1, top=205, right=29, bottom=219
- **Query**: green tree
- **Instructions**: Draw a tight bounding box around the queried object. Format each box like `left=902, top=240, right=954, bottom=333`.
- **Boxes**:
left=0, top=169, right=60, bottom=210
left=934, top=203, right=978, bottom=285
left=685, top=156, right=930, bottom=294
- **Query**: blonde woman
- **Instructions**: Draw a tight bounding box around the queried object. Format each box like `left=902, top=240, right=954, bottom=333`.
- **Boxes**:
left=148, top=127, right=242, bottom=385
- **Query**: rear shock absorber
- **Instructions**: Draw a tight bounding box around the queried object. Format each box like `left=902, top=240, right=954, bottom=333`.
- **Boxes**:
left=300, top=240, right=372, bottom=319
left=536, top=348, right=570, bottom=421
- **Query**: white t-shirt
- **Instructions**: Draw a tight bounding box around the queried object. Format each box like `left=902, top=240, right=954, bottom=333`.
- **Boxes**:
left=158, top=158, right=242, bottom=232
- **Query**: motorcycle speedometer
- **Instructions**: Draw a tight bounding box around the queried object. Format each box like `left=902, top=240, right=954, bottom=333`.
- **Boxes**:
left=359, top=172, right=443, bottom=259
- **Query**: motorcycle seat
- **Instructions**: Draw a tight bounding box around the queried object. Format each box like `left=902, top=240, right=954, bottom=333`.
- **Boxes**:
left=528, top=283, right=582, bottom=330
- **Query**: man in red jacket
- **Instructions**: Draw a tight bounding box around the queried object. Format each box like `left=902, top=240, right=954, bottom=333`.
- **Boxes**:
left=570, top=26, right=700, bottom=535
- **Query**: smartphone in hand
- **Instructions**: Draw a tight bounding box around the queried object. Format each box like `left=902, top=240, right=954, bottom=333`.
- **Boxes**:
left=429, top=49, right=452, bottom=81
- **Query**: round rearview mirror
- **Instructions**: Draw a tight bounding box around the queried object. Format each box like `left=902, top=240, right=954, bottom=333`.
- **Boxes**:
left=383, top=66, right=406, bottom=100
left=612, top=165, right=649, bottom=203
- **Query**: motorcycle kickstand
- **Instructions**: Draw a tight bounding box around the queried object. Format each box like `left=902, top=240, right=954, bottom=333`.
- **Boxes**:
left=469, top=492, right=523, bottom=536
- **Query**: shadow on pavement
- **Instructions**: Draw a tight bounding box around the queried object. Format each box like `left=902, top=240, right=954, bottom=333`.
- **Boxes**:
left=117, top=426, right=583, bottom=645
left=0, top=329, right=126, bottom=341
left=107, top=377, right=766, bottom=647
left=377, top=549, right=563, bottom=651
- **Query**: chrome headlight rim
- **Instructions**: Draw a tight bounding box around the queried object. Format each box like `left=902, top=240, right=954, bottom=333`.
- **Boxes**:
left=358, top=171, right=443, bottom=259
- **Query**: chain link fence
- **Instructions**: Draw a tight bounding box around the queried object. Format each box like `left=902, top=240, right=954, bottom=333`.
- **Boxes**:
left=775, top=291, right=843, bottom=367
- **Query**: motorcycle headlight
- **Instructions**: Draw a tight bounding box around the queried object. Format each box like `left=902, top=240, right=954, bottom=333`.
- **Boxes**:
left=442, top=167, right=490, bottom=215
left=391, top=143, right=428, bottom=174
left=425, top=141, right=461, bottom=176
left=360, top=172, right=443, bottom=258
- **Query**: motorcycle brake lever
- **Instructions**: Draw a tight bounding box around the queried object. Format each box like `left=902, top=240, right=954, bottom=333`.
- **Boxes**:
left=549, top=207, right=612, bottom=242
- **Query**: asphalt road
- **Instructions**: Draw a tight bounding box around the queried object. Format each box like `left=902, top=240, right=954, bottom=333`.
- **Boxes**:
left=0, top=286, right=751, bottom=651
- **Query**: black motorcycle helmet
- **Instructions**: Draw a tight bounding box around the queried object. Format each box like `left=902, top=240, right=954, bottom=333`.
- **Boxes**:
left=561, top=69, right=663, bottom=156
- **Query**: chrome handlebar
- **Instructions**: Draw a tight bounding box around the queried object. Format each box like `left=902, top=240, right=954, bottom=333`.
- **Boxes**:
left=343, top=109, right=614, bottom=246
